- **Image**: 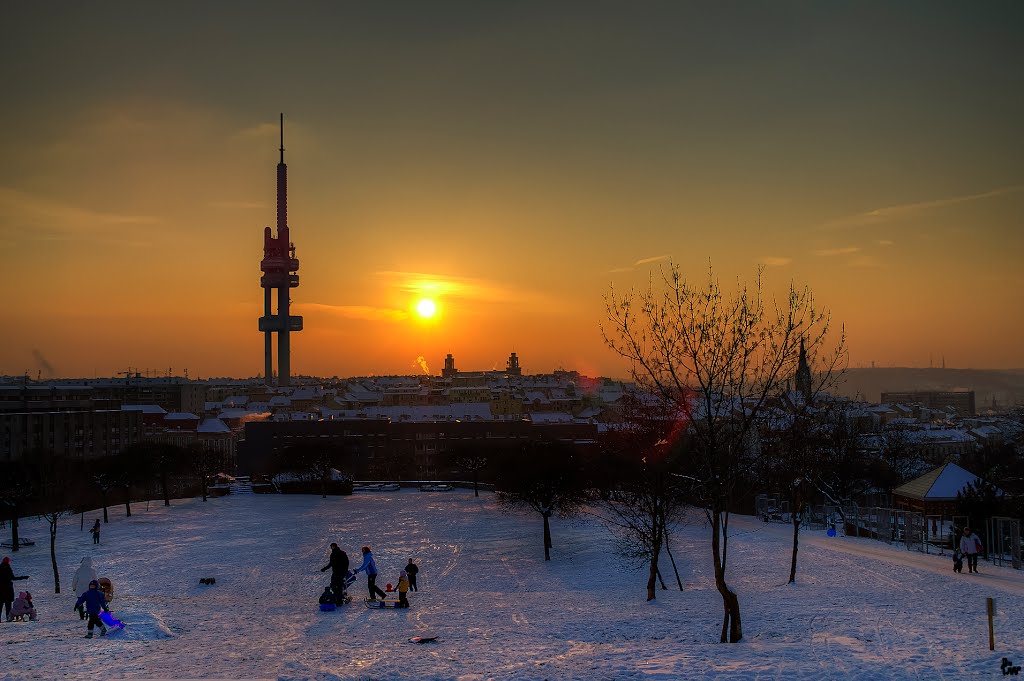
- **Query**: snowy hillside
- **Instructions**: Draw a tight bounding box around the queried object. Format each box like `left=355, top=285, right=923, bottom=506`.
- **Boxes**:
left=2, top=491, right=1022, bottom=680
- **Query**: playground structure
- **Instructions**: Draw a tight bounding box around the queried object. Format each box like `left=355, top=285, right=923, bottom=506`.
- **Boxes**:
left=755, top=493, right=1022, bottom=569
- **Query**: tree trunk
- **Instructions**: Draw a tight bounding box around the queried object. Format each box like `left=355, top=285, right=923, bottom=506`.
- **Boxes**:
left=201, top=477, right=208, bottom=502
left=712, top=509, right=742, bottom=642
left=665, top=531, right=684, bottom=590
left=124, top=491, right=132, bottom=517
left=50, top=519, right=61, bottom=594
left=102, top=491, right=109, bottom=523
left=789, top=504, right=802, bottom=584
left=10, top=515, right=20, bottom=552
left=542, top=512, right=552, bottom=561
left=473, top=470, right=479, bottom=497
left=646, top=528, right=663, bottom=601
left=162, top=473, right=170, bottom=506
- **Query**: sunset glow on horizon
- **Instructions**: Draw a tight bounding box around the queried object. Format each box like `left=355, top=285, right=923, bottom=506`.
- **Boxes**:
left=3, top=2, right=1023, bottom=379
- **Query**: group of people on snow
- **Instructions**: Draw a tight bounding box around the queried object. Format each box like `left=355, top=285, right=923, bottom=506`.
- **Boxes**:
left=320, top=544, right=418, bottom=607
left=1, top=556, right=30, bottom=622
left=2, top=551, right=115, bottom=637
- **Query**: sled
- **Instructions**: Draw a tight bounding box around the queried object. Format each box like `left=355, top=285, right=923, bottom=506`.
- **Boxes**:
left=99, top=611, right=125, bottom=629
left=362, top=598, right=405, bottom=606
left=409, top=636, right=439, bottom=644
left=319, top=603, right=336, bottom=612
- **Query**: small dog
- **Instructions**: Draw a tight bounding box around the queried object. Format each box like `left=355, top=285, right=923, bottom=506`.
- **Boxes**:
left=952, top=549, right=963, bottom=574
left=199, top=577, right=216, bottom=585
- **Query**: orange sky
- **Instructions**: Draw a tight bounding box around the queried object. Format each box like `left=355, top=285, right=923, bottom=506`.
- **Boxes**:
left=3, top=3, right=1023, bottom=379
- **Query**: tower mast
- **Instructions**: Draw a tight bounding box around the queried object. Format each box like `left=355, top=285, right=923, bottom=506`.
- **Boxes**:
left=259, top=113, right=303, bottom=387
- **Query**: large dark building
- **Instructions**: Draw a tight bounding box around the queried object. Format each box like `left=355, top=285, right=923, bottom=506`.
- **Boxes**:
left=0, top=385, right=143, bottom=462
left=239, top=416, right=598, bottom=478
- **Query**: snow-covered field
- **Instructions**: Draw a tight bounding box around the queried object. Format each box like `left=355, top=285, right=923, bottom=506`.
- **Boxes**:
left=2, top=491, right=1022, bottom=680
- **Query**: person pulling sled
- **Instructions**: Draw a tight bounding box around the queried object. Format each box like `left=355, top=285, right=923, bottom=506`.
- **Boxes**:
left=74, top=580, right=110, bottom=638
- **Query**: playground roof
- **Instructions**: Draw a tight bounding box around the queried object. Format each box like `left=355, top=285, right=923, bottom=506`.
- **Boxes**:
left=893, top=462, right=994, bottom=501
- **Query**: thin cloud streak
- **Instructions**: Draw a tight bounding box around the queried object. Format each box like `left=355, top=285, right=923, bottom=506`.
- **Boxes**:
left=209, top=200, right=266, bottom=209
left=375, top=270, right=550, bottom=306
left=634, top=254, right=671, bottom=266
left=298, top=303, right=409, bottom=322
left=822, top=184, right=1024, bottom=229
left=0, top=187, right=160, bottom=243
left=815, top=246, right=861, bottom=257
left=608, top=254, right=673, bottom=274
left=760, top=256, right=791, bottom=267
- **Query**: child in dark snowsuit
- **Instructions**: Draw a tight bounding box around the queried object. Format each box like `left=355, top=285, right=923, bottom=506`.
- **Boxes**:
left=953, top=549, right=964, bottom=574
left=405, top=559, right=419, bottom=592
left=90, top=520, right=101, bottom=545
left=74, top=580, right=110, bottom=637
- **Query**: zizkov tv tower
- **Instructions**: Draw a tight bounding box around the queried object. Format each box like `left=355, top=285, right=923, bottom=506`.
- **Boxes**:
left=258, top=114, right=302, bottom=386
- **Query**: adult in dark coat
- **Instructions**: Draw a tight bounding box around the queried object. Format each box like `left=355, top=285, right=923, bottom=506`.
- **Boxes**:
left=1, top=556, right=29, bottom=622
left=320, top=543, right=349, bottom=591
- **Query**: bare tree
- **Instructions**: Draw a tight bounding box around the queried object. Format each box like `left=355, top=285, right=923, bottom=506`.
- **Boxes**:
left=458, top=455, right=488, bottom=497
left=594, top=393, right=690, bottom=600
left=0, top=461, right=34, bottom=552
left=31, top=449, right=77, bottom=594
left=495, top=441, right=590, bottom=561
left=603, top=263, right=842, bottom=642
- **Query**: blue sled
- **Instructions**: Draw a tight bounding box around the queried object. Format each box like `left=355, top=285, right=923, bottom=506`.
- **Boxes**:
left=99, top=611, right=125, bottom=628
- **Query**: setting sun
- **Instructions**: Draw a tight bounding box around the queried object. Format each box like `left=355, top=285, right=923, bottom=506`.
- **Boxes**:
left=416, top=298, right=437, bottom=318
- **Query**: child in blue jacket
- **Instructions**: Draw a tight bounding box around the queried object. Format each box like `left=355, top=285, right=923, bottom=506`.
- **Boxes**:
left=74, top=580, right=110, bottom=638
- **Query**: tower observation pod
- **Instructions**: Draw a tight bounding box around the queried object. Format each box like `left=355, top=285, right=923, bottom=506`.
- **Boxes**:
left=258, top=113, right=303, bottom=386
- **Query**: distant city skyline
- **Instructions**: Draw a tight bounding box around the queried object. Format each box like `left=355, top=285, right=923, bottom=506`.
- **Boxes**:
left=3, top=2, right=1023, bottom=379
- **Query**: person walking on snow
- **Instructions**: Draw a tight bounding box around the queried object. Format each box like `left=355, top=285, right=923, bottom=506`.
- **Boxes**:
left=353, top=546, right=387, bottom=601
left=90, top=519, right=101, bottom=545
left=960, top=527, right=983, bottom=574
left=405, top=558, right=419, bottom=592
left=320, top=543, right=349, bottom=593
left=72, top=557, right=98, bottom=619
left=1, top=556, right=29, bottom=623
left=395, top=571, right=410, bottom=608
left=74, top=580, right=110, bottom=638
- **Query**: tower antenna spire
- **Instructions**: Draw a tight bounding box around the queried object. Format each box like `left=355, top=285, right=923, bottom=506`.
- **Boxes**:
left=279, top=112, right=285, bottom=163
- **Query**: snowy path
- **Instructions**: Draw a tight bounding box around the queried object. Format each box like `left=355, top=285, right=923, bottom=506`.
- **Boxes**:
left=1, top=492, right=1022, bottom=680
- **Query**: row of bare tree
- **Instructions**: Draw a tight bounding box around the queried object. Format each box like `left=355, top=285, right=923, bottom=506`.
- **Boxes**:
left=0, top=441, right=229, bottom=594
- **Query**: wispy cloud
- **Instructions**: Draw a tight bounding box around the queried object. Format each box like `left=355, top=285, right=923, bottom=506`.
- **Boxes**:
left=375, top=270, right=550, bottom=306
left=209, top=200, right=265, bottom=210
left=297, top=303, right=409, bottom=322
left=876, top=239, right=894, bottom=246
left=634, top=254, right=671, bottom=266
left=0, top=187, right=160, bottom=243
left=760, top=256, right=791, bottom=267
left=235, top=122, right=279, bottom=138
left=608, top=254, right=673, bottom=274
left=822, top=184, right=1024, bottom=229
left=815, top=246, right=861, bottom=257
